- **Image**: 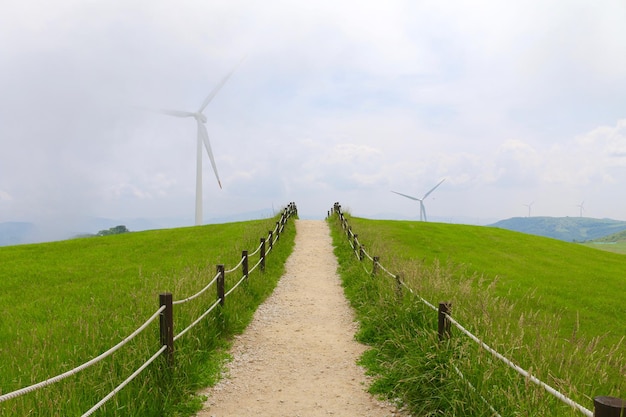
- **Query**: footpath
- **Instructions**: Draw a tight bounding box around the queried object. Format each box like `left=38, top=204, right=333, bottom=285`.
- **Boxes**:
left=196, top=219, right=404, bottom=417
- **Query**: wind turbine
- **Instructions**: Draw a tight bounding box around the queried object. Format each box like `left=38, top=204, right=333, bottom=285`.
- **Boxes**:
left=391, top=178, right=445, bottom=222
left=523, top=201, right=534, bottom=218
left=158, top=61, right=242, bottom=226
left=577, top=201, right=585, bottom=217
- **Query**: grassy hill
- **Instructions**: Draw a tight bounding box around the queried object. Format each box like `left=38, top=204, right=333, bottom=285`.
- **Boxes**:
left=594, top=229, right=626, bottom=242
left=489, top=216, right=626, bottom=241
left=330, top=215, right=625, bottom=415
left=0, top=215, right=296, bottom=417
left=583, top=229, right=626, bottom=254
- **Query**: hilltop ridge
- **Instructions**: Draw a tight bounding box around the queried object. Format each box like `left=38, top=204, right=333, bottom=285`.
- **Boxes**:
left=489, top=216, right=626, bottom=242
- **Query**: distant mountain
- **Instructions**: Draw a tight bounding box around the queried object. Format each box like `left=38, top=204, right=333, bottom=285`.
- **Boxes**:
left=489, top=217, right=626, bottom=242
left=0, top=222, right=34, bottom=246
left=0, top=208, right=278, bottom=247
left=592, top=229, right=626, bottom=243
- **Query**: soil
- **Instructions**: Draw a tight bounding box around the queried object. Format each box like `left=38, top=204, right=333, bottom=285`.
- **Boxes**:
left=195, top=219, right=405, bottom=417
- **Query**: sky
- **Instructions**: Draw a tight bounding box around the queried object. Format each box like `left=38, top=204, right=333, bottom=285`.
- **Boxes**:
left=1, top=0, right=626, bottom=240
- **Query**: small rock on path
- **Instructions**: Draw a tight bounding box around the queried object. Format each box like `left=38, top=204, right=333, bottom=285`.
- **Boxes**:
left=196, top=219, right=404, bottom=417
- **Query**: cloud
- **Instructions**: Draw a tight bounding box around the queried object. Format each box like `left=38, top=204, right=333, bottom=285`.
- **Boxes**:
left=1, top=0, right=626, bottom=237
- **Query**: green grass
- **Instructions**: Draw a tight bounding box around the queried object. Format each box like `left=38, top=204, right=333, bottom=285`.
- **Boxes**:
left=583, top=242, right=626, bottom=254
left=0, top=213, right=296, bottom=416
left=329, top=213, right=625, bottom=416
left=346, top=217, right=626, bottom=347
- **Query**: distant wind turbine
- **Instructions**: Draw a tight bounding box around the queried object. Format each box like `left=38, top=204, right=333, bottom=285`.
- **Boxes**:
left=523, top=201, right=534, bottom=218
left=158, top=60, right=243, bottom=226
left=577, top=201, right=585, bottom=217
left=391, top=178, right=446, bottom=222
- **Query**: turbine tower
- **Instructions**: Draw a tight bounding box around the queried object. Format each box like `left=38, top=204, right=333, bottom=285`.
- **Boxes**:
left=523, top=201, right=534, bottom=218
left=577, top=201, right=585, bottom=217
left=391, top=178, right=446, bottom=222
left=158, top=61, right=242, bottom=225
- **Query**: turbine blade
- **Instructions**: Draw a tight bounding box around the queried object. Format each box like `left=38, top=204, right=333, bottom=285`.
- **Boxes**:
left=197, top=121, right=222, bottom=189
left=197, top=57, right=245, bottom=113
left=422, top=178, right=445, bottom=200
left=391, top=190, right=421, bottom=201
left=158, top=109, right=195, bottom=118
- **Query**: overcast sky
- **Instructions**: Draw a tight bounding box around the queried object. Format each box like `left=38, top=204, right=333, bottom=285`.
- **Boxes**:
left=1, top=0, right=626, bottom=237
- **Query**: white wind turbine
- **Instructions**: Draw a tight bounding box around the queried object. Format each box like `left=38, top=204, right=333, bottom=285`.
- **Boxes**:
left=523, top=201, right=534, bottom=218
left=391, top=178, right=446, bottom=222
left=158, top=62, right=242, bottom=226
left=577, top=201, right=585, bottom=217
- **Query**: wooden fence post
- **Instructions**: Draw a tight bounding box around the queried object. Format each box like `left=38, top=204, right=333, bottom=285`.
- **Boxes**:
left=594, top=396, right=626, bottom=417
left=438, top=302, right=452, bottom=341
left=159, top=293, right=174, bottom=366
left=395, top=275, right=403, bottom=299
left=217, top=265, right=225, bottom=306
left=260, top=237, right=266, bottom=271
left=242, top=250, right=249, bottom=281
left=276, top=221, right=281, bottom=241
left=359, top=244, right=364, bottom=261
left=268, top=230, right=273, bottom=251
left=353, top=233, right=358, bottom=250
left=372, top=256, right=379, bottom=276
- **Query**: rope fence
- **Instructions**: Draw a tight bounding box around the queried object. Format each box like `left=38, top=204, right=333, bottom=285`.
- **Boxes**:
left=328, top=202, right=625, bottom=417
left=0, top=202, right=298, bottom=416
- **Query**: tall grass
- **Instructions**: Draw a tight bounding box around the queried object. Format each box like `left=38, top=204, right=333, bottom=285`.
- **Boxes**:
left=329, top=213, right=625, bottom=416
left=0, top=214, right=296, bottom=416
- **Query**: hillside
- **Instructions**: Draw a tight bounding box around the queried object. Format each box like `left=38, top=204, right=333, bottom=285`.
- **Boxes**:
left=592, top=229, right=626, bottom=242
left=0, top=214, right=297, bottom=417
left=332, top=215, right=625, bottom=414
left=346, top=216, right=626, bottom=347
left=489, top=216, right=626, bottom=241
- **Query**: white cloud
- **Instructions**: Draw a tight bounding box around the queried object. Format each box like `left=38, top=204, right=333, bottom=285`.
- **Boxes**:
left=1, top=0, right=626, bottom=237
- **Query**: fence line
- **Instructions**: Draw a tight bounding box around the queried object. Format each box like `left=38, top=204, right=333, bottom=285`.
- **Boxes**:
left=0, top=305, right=165, bottom=403
left=0, top=202, right=298, bottom=416
left=328, top=202, right=624, bottom=417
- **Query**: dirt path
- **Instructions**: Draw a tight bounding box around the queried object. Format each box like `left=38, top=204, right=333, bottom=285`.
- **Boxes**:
left=196, top=220, right=403, bottom=417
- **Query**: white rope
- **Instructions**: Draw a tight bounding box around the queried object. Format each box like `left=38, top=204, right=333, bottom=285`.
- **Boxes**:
left=224, top=255, right=245, bottom=274
left=173, top=272, right=220, bottom=305
left=446, top=314, right=593, bottom=417
left=400, top=281, right=437, bottom=312
left=378, top=263, right=396, bottom=279
left=0, top=306, right=165, bottom=403
left=80, top=345, right=168, bottom=417
left=249, top=241, right=263, bottom=257
left=225, top=275, right=248, bottom=298
left=248, top=257, right=263, bottom=274
left=451, top=363, right=501, bottom=417
left=174, top=299, right=222, bottom=342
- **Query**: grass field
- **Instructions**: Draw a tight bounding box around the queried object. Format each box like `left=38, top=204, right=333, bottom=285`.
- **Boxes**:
left=583, top=241, right=626, bottom=254
left=330, top=213, right=625, bottom=416
left=0, top=214, right=296, bottom=416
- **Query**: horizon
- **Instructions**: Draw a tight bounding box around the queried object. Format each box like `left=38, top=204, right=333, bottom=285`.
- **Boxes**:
left=3, top=203, right=626, bottom=246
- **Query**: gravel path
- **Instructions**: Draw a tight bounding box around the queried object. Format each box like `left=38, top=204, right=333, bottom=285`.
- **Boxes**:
left=196, top=219, right=404, bottom=417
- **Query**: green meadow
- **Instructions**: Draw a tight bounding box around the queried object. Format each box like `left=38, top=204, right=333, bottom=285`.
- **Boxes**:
left=330, top=214, right=625, bottom=416
left=0, top=215, right=296, bottom=416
